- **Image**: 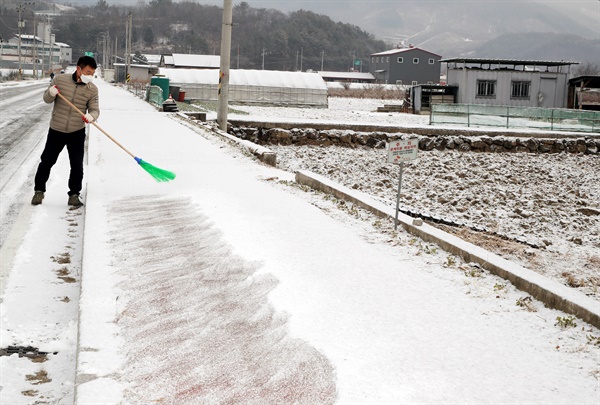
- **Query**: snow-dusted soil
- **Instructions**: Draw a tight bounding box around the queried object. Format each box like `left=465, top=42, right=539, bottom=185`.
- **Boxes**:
left=233, top=98, right=600, bottom=301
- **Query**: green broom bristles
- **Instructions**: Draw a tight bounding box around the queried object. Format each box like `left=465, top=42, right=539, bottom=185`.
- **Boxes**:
left=134, top=157, right=176, bottom=182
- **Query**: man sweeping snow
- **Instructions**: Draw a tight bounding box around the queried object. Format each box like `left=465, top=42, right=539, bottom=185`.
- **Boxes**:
left=31, top=55, right=100, bottom=208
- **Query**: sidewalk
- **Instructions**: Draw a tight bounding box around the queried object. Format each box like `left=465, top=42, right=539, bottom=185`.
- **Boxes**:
left=75, top=81, right=599, bottom=404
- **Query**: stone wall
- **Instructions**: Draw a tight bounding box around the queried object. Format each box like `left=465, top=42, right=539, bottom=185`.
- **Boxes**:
left=228, top=125, right=600, bottom=154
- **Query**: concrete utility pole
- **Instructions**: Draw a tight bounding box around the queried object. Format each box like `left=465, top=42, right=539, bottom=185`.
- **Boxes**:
left=126, top=11, right=132, bottom=83
left=321, top=50, right=324, bottom=71
left=32, top=15, right=37, bottom=78
left=17, top=1, right=34, bottom=80
left=217, top=0, right=233, bottom=131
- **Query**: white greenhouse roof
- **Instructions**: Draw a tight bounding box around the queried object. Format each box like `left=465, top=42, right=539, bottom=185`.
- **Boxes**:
left=171, top=54, right=220, bottom=68
left=159, top=68, right=328, bottom=90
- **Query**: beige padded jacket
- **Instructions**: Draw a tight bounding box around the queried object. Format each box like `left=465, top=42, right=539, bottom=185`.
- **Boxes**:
left=44, top=72, right=100, bottom=134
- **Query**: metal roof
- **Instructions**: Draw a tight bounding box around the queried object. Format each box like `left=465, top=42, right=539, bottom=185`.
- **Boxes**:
left=440, top=58, right=579, bottom=67
left=317, top=71, right=375, bottom=80
left=569, top=75, right=600, bottom=88
left=372, top=47, right=441, bottom=58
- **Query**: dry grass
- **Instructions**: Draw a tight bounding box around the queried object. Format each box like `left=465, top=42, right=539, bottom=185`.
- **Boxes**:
left=328, top=84, right=406, bottom=100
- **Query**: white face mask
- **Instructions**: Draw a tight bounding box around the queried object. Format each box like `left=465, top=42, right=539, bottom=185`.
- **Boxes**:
left=81, top=74, right=93, bottom=84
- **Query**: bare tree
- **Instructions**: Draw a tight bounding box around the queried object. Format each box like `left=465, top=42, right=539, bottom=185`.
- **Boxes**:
left=575, top=62, right=600, bottom=76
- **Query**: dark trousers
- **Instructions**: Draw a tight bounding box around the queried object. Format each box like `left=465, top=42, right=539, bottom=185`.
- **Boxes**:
left=34, top=127, right=86, bottom=196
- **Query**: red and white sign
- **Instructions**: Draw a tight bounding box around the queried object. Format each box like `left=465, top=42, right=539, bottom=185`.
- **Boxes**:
left=387, top=139, right=419, bottom=164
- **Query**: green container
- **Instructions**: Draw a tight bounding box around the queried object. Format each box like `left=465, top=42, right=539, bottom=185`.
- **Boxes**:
left=150, top=75, right=170, bottom=103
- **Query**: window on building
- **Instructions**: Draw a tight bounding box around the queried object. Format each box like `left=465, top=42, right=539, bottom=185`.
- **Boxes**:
left=412, top=80, right=418, bottom=85
left=413, top=58, right=419, bottom=64
left=429, top=58, right=435, bottom=64
left=371, top=57, right=375, bottom=63
left=511, top=81, right=531, bottom=98
left=387, top=57, right=389, bottom=63
left=476, top=80, right=496, bottom=97
left=397, top=57, right=403, bottom=63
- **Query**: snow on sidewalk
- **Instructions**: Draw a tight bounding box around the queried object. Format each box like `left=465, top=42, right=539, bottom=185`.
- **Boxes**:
left=72, top=81, right=600, bottom=404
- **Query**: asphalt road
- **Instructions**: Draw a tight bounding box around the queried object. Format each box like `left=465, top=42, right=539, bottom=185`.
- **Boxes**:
left=0, top=81, right=51, bottom=250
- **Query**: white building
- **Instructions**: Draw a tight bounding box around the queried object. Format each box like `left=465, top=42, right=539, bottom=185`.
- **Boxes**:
left=0, top=34, right=70, bottom=72
left=441, top=58, right=578, bottom=108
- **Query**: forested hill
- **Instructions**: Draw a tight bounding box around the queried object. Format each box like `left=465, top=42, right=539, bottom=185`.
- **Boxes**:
left=0, top=0, right=387, bottom=72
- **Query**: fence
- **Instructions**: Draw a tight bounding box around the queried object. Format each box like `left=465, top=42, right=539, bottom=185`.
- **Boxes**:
left=430, top=104, right=600, bottom=133
left=146, top=85, right=163, bottom=107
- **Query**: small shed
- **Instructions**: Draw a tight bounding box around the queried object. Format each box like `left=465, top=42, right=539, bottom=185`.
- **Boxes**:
left=113, top=63, right=158, bottom=84
left=568, top=76, right=600, bottom=111
left=159, top=68, right=328, bottom=107
left=411, top=84, right=459, bottom=114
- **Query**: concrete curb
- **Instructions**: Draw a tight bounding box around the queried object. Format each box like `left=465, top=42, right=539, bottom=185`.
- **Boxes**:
left=295, top=169, right=600, bottom=329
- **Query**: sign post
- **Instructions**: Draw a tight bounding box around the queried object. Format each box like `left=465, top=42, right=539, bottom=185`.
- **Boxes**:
left=387, top=138, right=419, bottom=230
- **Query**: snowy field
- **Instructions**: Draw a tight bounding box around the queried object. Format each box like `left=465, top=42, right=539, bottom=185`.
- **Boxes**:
left=229, top=98, right=600, bottom=300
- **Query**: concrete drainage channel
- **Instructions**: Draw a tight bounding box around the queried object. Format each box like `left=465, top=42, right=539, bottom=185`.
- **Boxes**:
left=174, top=113, right=600, bottom=329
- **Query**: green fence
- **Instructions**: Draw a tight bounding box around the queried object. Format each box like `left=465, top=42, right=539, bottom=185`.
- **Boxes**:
left=430, top=104, right=600, bottom=133
left=146, top=85, right=164, bottom=107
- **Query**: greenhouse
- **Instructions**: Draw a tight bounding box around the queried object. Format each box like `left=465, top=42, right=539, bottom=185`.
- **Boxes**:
left=159, top=68, right=328, bottom=108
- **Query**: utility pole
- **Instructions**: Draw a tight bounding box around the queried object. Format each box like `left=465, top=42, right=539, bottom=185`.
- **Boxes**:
left=261, top=47, right=266, bottom=70
left=32, top=14, right=37, bottom=78
left=17, top=1, right=34, bottom=80
left=126, top=11, right=132, bottom=84
left=217, top=0, right=233, bottom=131
left=300, top=47, right=303, bottom=72
left=321, top=50, right=324, bottom=71
left=50, top=32, right=54, bottom=73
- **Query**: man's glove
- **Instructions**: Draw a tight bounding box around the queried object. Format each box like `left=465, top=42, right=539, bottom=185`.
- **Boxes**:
left=48, top=85, right=59, bottom=98
left=82, top=113, right=94, bottom=123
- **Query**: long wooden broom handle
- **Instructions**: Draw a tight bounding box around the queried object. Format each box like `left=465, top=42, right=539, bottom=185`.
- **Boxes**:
left=57, top=91, right=135, bottom=158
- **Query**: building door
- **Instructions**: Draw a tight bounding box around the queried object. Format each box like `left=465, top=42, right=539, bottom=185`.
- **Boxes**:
left=539, top=77, right=557, bottom=108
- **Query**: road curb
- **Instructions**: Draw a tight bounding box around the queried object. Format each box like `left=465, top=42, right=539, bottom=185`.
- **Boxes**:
left=295, top=169, right=600, bottom=329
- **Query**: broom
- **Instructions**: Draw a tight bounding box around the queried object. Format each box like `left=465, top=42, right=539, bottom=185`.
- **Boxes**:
left=57, top=91, right=176, bottom=182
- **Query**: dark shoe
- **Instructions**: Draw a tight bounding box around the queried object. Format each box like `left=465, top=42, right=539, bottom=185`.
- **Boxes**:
left=31, top=191, right=44, bottom=205
left=68, top=194, right=84, bottom=208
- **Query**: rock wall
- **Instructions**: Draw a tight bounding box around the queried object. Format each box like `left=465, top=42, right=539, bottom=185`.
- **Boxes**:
left=228, top=125, right=600, bottom=154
